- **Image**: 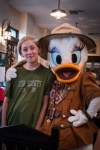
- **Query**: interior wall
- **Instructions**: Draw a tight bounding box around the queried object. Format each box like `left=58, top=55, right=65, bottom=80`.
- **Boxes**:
left=17, top=12, right=28, bottom=62
left=0, top=0, right=9, bottom=27
left=9, top=5, right=20, bottom=30
left=27, top=14, right=42, bottom=39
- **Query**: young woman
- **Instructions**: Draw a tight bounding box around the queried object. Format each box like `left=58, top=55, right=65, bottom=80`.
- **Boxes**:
left=2, top=35, right=55, bottom=130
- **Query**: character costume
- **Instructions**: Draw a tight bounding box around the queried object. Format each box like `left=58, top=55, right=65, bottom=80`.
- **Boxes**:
left=5, top=65, right=55, bottom=127
left=38, top=23, right=100, bottom=149
left=40, top=73, right=100, bottom=149
left=93, top=129, right=100, bottom=150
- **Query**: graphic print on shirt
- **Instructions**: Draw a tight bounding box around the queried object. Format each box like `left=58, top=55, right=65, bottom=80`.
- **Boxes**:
left=18, top=80, right=42, bottom=93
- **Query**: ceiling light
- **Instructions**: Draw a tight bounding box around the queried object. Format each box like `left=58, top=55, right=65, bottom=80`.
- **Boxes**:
left=50, top=0, right=67, bottom=19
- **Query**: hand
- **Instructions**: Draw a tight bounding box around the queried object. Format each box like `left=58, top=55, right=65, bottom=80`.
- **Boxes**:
left=6, top=60, right=27, bottom=81
left=6, top=65, right=17, bottom=81
left=68, top=109, right=88, bottom=127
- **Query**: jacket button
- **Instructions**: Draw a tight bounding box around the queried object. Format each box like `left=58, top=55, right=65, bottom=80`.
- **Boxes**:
left=61, top=124, right=64, bottom=127
left=62, top=115, right=66, bottom=118
left=47, top=119, right=50, bottom=123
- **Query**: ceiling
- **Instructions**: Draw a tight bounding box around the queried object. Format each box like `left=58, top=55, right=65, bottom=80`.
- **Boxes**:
left=9, top=0, right=100, bottom=42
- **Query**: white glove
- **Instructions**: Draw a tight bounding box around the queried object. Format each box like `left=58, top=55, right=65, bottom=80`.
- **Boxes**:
left=68, top=97, right=100, bottom=127
left=68, top=109, right=88, bottom=127
left=6, top=65, right=17, bottom=81
left=6, top=60, right=27, bottom=81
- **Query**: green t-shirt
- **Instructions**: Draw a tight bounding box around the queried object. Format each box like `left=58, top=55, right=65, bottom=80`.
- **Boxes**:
left=5, top=64, right=55, bottom=128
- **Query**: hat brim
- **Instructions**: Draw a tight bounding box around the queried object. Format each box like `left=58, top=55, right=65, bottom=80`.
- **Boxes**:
left=39, top=33, right=97, bottom=60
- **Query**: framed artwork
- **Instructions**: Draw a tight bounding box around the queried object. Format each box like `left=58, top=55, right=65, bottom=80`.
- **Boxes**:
left=9, top=26, right=19, bottom=39
left=0, top=52, right=6, bottom=67
left=88, top=48, right=96, bottom=54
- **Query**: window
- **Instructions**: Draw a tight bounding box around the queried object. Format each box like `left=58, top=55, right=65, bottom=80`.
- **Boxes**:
left=9, top=26, right=19, bottom=39
left=0, top=52, right=6, bottom=67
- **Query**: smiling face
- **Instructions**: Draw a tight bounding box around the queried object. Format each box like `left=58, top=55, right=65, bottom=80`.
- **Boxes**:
left=47, top=37, right=88, bottom=83
left=21, top=39, right=40, bottom=64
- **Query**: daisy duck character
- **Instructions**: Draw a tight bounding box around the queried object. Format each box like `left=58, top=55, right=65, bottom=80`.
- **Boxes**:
left=6, top=23, right=100, bottom=150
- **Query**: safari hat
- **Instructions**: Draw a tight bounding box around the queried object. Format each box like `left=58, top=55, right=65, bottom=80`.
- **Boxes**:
left=39, top=23, right=96, bottom=60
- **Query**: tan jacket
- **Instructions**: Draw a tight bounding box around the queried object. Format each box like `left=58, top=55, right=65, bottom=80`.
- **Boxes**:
left=94, top=130, right=100, bottom=150
left=41, top=72, right=100, bottom=149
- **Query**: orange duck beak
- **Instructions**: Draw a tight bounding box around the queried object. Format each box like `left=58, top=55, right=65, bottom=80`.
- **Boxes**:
left=52, top=63, right=85, bottom=83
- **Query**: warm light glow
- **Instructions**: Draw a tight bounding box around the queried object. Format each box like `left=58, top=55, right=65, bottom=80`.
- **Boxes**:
left=50, top=0, right=66, bottom=19
left=50, top=9, right=67, bottom=19
left=4, top=30, right=12, bottom=40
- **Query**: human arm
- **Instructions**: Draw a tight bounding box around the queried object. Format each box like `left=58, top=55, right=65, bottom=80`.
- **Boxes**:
left=35, top=95, right=49, bottom=130
left=2, top=97, right=10, bottom=126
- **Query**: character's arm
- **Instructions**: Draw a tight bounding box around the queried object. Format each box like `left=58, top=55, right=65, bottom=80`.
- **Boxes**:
left=6, top=65, right=17, bottom=81
left=68, top=97, right=100, bottom=127
left=6, top=60, right=27, bottom=81
left=2, top=96, right=10, bottom=126
left=87, top=97, right=100, bottom=117
left=35, top=95, right=49, bottom=130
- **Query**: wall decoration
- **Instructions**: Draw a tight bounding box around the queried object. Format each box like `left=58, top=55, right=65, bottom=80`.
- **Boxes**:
left=88, top=48, right=96, bottom=54
left=0, top=52, right=6, bottom=67
left=5, top=41, right=17, bottom=72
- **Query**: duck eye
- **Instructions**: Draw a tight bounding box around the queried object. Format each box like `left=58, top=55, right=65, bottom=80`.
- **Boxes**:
left=72, top=51, right=81, bottom=64
left=52, top=52, right=62, bottom=66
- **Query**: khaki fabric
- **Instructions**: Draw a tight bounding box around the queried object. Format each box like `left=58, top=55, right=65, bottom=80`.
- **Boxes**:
left=16, top=60, right=27, bottom=67
left=41, top=72, right=100, bottom=149
left=93, top=130, right=100, bottom=150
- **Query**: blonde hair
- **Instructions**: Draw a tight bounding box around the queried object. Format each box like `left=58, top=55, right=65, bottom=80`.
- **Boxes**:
left=17, top=35, right=39, bottom=56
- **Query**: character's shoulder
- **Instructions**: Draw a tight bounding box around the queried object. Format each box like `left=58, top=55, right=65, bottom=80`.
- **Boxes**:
left=40, top=64, right=51, bottom=72
left=80, top=72, right=96, bottom=82
left=82, top=72, right=94, bottom=78
left=15, top=66, right=23, bottom=72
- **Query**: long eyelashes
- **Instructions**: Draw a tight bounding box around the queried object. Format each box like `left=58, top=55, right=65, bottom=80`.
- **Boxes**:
left=48, top=42, right=85, bottom=53
left=75, top=42, right=85, bottom=51
left=45, top=44, right=53, bottom=53
left=79, top=42, right=85, bottom=50
left=48, top=47, right=55, bottom=53
left=48, top=41, right=85, bottom=53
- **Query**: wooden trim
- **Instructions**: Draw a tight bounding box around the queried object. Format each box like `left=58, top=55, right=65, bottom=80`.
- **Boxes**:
left=88, top=56, right=100, bottom=62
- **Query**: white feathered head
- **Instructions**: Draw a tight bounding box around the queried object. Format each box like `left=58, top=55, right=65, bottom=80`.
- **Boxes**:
left=39, top=23, right=96, bottom=83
